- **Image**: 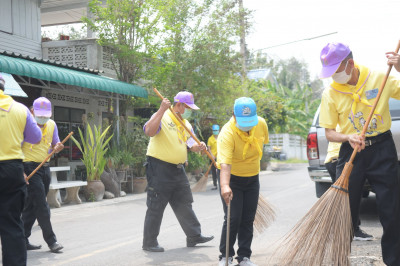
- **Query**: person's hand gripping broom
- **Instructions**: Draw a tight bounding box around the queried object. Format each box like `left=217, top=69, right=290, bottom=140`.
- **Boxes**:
left=25, top=132, right=74, bottom=182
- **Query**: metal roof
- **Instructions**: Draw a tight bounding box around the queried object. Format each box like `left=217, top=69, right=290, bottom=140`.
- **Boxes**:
left=0, top=54, right=148, bottom=98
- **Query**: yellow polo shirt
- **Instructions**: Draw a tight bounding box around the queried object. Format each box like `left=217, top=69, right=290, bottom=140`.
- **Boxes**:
left=324, top=142, right=341, bottom=164
left=22, top=119, right=56, bottom=163
left=146, top=110, right=193, bottom=164
left=0, top=94, right=29, bottom=160
left=217, top=116, right=269, bottom=177
left=207, top=135, right=218, bottom=157
left=320, top=64, right=400, bottom=137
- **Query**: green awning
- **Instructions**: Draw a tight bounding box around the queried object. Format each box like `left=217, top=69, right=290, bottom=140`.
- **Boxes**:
left=0, top=54, right=148, bottom=98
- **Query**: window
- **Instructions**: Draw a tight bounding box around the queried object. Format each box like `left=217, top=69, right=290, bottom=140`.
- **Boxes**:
left=54, top=107, right=85, bottom=161
left=0, top=0, right=12, bottom=34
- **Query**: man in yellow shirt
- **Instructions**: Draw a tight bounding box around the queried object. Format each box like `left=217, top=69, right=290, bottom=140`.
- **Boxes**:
left=218, top=97, right=269, bottom=266
left=207, top=124, right=219, bottom=190
left=0, top=74, right=42, bottom=265
left=142, top=91, right=214, bottom=252
left=21, top=97, right=64, bottom=254
left=319, top=42, right=400, bottom=266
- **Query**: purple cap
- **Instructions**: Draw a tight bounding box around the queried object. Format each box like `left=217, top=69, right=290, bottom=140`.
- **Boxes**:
left=33, top=97, right=52, bottom=117
left=319, top=42, right=351, bottom=78
left=174, top=91, right=199, bottom=110
left=234, top=97, right=258, bottom=127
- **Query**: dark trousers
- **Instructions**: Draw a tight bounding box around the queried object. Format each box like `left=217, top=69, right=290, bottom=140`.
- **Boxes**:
left=142, top=156, right=201, bottom=247
left=218, top=173, right=259, bottom=261
left=210, top=159, right=218, bottom=187
left=22, top=163, right=57, bottom=247
left=0, top=160, right=27, bottom=266
left=325, top=159, right=338, bottom=183
left=336, top=135, right=400, bottom=266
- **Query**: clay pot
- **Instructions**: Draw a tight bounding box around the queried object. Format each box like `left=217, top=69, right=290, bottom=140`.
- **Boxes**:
left=132, top=177, right=147, bottom=194
left=84, top=180, right=105, bottom=202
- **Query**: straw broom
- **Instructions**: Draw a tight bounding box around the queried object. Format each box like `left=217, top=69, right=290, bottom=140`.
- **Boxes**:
left=269, top=40, right=400, bottom=266
left=191, top=162, right=213, bottom=192
left=192, top=167, right=277, bottom=235
left=254, top=195, right=276, bottom=236
left=26, top=132, right=73, bottom=181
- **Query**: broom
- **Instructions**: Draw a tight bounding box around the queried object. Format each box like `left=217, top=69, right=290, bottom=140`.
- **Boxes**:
left=254, top=195, right=276, bottom=236
left=225, top=200, right=231, bottom=266
left=26, top=132, right=73, bottom=181
left=269, top=41, right=400, bottom=266
left=191, top=162, right=213, bottom=192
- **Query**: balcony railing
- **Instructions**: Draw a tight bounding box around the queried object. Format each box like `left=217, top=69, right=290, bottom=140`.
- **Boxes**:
left=41, top=39, right=119, bottom=79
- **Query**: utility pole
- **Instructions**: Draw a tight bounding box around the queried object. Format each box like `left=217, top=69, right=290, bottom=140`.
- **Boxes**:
left=238, top=0, right=247, bottom=80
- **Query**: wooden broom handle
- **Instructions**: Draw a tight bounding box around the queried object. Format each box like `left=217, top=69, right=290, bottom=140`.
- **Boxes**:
left=348, top=40, right=400, bottom=164
left=26, top=131, right=74, bottom=181
left=153, top=88, right=217, bottom=167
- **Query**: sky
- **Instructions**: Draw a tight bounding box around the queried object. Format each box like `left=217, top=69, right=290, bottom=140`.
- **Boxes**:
left=244, top=0, right=400, bottom=80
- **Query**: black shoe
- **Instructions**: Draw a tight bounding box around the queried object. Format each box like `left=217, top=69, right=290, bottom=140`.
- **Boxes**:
left=353, top=228, right=373, bottom=241
left=27, top=243, right=42, bottom=250
left=211, top=186, right=218, bottom=190
left=142, top=244, right=164, bottom=252
left=187, top=234, right=214, bottom=247
left=49, top=242, right=64, bottom=253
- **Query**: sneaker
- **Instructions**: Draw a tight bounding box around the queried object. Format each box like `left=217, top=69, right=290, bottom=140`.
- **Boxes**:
left=239, top=257, right=257, bottom=266
left=353, top=228, right=373, bottom=241
left=219, top=257, right=234, bottom=266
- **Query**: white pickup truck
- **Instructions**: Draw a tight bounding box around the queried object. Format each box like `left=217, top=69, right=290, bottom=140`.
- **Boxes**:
left=307, top=99, right=400, bottom=197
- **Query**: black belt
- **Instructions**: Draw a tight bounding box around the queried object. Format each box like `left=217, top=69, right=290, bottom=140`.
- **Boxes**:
left=365, top=130, right=392, bottom=147
left=147, top=156, right=185, bottom=169
left=23, top=161, right=50, bottom=167
left=0, top=159, right=22, bottom=164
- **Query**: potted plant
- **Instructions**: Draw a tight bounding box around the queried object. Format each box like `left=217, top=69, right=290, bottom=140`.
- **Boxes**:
left=187, top=152, right=208, bottom=181
left=71, top=124, right=113, bottom=201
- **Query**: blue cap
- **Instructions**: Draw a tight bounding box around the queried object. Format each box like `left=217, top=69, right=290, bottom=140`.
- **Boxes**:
left=212, top=124, right=219, bottom=131
left=234, top=97, right=258, bottom=127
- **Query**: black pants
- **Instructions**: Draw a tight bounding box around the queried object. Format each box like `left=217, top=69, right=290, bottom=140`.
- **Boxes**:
left=22, top=163, right=57, bottom=247
left=336, top=135, right=400, bottom=266
left=210, top=159, right=218, bottom=187
left=325, top=159, right=338, bottom=183
left=0, top=160, right=27, bottom=266
left=142, top=157, right=201, bottom=247
left=218, top=173, right=259, bottom=261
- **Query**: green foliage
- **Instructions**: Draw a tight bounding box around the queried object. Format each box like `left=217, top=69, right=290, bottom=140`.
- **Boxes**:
left=106, top=145, right=134, bottom=171
left=88, top=192, right=96, bottom=202
left=267, top=81, right=320, bottom=138
left=246, top=79, right=286, bottom=133
left=112, top=117, right=149, bottom=177
left=71, top=124, right=113, bottom=181
left=186, top=152, right=208, bottom=173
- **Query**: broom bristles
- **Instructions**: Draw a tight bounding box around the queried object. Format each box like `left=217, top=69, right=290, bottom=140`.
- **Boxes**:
left=191, top=163, right=213, bottom=192
left=191, top=173, right=209, bottom=192
left=268, top=183, right=352, bottom=266
left=254, top=195, right=276, bottom=236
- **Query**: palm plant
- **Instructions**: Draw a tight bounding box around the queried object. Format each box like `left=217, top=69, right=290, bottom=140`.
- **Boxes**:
left=71, top=124, right=113, bottom=181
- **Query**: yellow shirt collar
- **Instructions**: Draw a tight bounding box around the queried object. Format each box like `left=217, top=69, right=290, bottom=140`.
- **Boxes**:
left=0, top=90, right=14, bottom=112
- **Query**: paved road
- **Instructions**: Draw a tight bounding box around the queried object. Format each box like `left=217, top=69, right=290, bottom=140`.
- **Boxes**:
left=1, top=163, right=383, bottom=265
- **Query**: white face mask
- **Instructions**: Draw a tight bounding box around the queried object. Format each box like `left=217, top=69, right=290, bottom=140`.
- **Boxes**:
left=35, top=116, right=50, bottom=125
left=236, top=123, right=254, bottom=132
left=332, top=60, right=352, bottom=84
left=181, top=109, right=192, bottom=119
